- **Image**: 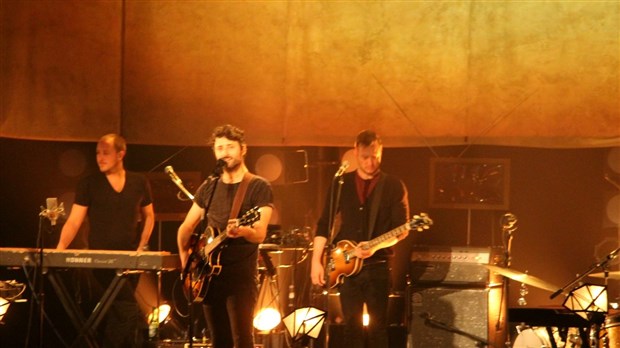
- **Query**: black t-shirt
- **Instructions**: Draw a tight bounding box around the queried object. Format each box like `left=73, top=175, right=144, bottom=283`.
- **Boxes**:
left=194, top=174, right=273, bottom=279
left=74, top=171, right=152, bottom=250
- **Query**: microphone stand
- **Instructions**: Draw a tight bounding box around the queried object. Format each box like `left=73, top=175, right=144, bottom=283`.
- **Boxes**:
left=322, top=170, right=346, bottom=348
left=550, top=247, right=620, bottom=300
left=548, top=248, right=618, bottom=348
left=35, top=214, right=46, bottom=348
left=178, top=166, right=221, bottom=348
left=496, top=213, right=517, bottom=346
left=35, top=200, right=63, bottom=348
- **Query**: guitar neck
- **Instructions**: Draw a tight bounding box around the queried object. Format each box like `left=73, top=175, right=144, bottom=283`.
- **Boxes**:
left=367, top=223, right=409, bottom=250
left=204, top=232, right=228, bottom=255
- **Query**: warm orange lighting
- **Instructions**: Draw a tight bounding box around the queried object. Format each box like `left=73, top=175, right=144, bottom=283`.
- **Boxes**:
left=0, top=297, right=9, bottom=322
left=282, top=307, right=326, bottom=341
left=362, top=303, right=369, bottom=327
left=253, top=276, right=281, bottom=331
left=147, top=304, right=171, bottom=324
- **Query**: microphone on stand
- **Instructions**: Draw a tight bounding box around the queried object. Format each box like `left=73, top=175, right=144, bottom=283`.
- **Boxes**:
left=334, top=161, right=350, bottom=177
left=165, top=166, right=195, bottom=201
left=501, top=213, right=518, bottom=232
left=212, top=158, right=227, bottom=176
left=39, top=197, right=65, bottom=226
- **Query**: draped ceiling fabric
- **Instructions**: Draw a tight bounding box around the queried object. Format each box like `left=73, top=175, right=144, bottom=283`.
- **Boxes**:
left=2, top=1, right=619, bottom=148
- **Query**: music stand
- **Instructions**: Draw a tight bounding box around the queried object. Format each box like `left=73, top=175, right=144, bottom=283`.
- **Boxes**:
left=563, top=283, right=608, bottom=322
left=282, top=306, right=326, bottom=342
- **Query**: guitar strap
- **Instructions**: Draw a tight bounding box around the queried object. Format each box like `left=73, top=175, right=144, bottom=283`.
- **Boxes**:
left=229, top=172, right=254, bottom=220
left=367, top=172, right=386, bottom=240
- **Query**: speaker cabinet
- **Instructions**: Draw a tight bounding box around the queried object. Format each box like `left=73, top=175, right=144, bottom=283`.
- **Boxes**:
left=408, top=286, right=505, bottom=348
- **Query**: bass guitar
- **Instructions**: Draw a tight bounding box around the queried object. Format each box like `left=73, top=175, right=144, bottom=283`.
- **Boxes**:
left=326, top=213, right=432, bottom=289
left=183, top=206, right=261, bottom=302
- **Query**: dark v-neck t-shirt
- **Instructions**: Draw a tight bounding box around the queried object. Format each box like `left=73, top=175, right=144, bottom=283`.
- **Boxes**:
left=74, top=171, right=153, bottom=250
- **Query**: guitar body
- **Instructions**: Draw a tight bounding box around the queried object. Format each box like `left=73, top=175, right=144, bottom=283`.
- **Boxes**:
left=182, top=207, right=261, bottom=303
left=326, top=213, right=433, bottom=289
left=182, top=230, right=224, bottom=302
left=327, top=239, right=364, bottom=288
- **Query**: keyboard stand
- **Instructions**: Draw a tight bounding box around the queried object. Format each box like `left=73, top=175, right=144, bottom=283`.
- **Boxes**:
left=47, top=269, right=129, bottom=348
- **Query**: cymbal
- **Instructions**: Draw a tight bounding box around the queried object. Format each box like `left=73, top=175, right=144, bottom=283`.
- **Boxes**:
left=589, top=271, right=620, bottom=279
left=485, top=265, right=559, bottom=292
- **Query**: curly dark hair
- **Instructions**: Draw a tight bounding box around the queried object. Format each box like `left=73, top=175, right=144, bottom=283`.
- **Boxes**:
left=208, top=124, right=246, bottom=147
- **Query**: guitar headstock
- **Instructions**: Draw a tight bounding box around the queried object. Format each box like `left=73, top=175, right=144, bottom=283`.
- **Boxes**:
left=239, top=206, right=261, bottom=227
left=409, top=213, right=433, bottom=232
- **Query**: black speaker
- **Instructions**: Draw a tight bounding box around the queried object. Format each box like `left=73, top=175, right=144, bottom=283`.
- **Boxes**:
left=408, top=287, right=494, bottom=348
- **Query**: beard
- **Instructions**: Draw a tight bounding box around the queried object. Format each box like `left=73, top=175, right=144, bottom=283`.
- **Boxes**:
left=224, top=158, right=243, bottom=173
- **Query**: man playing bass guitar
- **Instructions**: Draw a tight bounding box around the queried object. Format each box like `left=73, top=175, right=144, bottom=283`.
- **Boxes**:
left=310, top=130, right=411, bottom=348
left=177, top=124, right=273, bottom=348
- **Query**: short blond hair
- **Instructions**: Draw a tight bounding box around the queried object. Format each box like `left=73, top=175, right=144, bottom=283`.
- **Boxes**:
left=99, top=133, right=127, bottom=153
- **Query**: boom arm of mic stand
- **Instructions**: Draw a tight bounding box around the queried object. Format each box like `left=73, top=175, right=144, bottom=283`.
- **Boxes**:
left=550, top=247, right=620, bottom=299
left=424, top=317, right=492, bottom=347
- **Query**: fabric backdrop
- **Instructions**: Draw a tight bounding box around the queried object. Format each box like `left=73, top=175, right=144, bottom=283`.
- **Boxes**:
left=2, top=1, right=619, bottom=148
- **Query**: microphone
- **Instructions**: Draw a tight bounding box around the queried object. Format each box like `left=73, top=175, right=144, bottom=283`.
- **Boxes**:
left=213, top=158, right=227, bottom=175
left=164, top=166, right=195, bottom=201
left=165, top=165, right=182, bottom=184
left=606, top=247, right=620, bottom=261
left=39, top=197, right=65, bottom=226
left=502, top=213, right=517, bottom=229
left=334, top=161, right=350, bottom=177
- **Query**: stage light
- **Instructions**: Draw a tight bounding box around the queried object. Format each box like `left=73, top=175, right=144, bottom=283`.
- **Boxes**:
left=0, top=280, right=27, bottom=323
left=0, top=297, right=9, bottom=322
left=362, top=303, right=369, bottom=327
left=253, top=275, right=281, bottom=331
left=282, top=306, right=326, bottom=341
left=147, top=303, right=171, bottom=324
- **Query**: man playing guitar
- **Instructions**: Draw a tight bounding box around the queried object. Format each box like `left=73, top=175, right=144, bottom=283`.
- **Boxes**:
left=177, top=125, right=273, bottom=348
left=310, top=130, right=411, bottom=348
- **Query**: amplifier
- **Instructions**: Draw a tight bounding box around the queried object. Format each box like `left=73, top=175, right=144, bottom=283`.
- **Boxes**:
left=410, top=246, right=504, bottom=286
left=408, top=287, right=490, bottom=348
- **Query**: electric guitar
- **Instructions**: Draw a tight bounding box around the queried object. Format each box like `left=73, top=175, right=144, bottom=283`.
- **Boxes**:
left=183, top=207, right=261, bottom=302
left=326, top=213, right=432, bottom=289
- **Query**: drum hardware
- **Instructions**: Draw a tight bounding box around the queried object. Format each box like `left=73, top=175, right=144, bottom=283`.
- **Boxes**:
left=281, top=227, right=311, bottom=248
left=590, top=271, right=620, bottom=280
left=512, top=326, right=584, bottom=348
left=517, top=283, right=528, bottom=306
left=512, top=326, right=554, bottom=348
left=501, top=213, right=517, bottom=268
left=548, top=248, right=619, bottom=348
left=589, top=323, right=600, bottom=347
left=598, top=313, right=620, bottom=348
left=550, top=247, right=620, bottom=300
left=565, top=327, right=583, bottom=348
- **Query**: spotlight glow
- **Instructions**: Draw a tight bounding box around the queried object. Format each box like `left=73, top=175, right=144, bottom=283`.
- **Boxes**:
left=253, top=307, right=282, bottom=331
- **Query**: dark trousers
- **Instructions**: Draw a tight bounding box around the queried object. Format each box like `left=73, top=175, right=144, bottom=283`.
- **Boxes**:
left=89, top=270, right=143, bottom=348
left=203, top=275, right=258, bottom=348
left=339, top=262, right=390, bottom=348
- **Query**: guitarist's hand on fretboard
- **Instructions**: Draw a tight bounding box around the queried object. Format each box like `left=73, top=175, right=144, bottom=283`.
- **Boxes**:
left=353, top=242, right=373, bottom=259
left=226, top=218, right=256, bottom=240
left=226, top=218, right=243, bottom=238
